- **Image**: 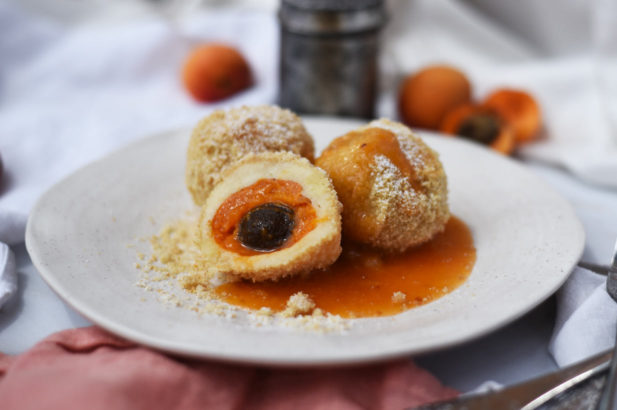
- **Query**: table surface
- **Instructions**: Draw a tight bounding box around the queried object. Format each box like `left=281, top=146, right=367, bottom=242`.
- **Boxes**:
left=1, top=160, right=616, bottom=393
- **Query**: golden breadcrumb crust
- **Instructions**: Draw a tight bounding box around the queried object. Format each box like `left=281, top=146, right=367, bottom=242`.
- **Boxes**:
left=199, top=152, right=342, bottom=281
left=186, top=105, right=315, bottom=206
left=316, top=118, right=449, bottom=252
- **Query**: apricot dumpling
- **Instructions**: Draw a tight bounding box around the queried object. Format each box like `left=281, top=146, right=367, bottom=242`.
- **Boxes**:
left=316, top=119, right=449, bottom=252
left=199, top=152, right=342, bottom=281
left=186, top=105, right=315, bottom=206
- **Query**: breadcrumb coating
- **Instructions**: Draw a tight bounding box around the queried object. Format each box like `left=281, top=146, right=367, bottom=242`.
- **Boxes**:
left=316, top=118, right=449, bottom=252
left=186, top=105, right=315, bottom=206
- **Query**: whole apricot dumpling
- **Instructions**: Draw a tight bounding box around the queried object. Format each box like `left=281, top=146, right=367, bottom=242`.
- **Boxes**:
left=316, top=119, right=449, bottom=252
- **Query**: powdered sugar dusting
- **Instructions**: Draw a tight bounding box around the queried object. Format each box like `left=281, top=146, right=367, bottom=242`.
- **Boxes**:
left=186, top=105, right=315, bottom=205
left=215, top=106, right=311, bottom=156
left=366, top=118, right=431, bottom=170
left=360, top=118, right=449, bottom=251
left=370, top=154, right=418, bottom=224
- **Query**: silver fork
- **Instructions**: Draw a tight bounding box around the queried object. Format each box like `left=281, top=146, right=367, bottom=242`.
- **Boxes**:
left=594, top=238, right=617, bottom=410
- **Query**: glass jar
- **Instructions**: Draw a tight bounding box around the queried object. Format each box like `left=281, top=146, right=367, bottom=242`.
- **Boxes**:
left=278, top=0, right=386, bottom=118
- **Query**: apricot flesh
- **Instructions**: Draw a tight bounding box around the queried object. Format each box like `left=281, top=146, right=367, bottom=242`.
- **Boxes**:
left=440, top=104, right=515, bottom=155
left=484, top=89, right=541, bottom=143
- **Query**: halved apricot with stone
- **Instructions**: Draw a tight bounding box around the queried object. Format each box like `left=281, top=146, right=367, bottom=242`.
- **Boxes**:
left=483, top=89, right=541, bottom=143
left=440, top=104, right=515, bottom=155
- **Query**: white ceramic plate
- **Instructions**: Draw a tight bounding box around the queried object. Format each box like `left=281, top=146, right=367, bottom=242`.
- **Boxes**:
left=26, top=117, right=584, bottom=366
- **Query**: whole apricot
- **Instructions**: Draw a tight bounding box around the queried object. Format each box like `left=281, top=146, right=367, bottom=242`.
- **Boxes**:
left=483, top=89, right=541, bottom=143
left=182, top=43, right=252, bottom=102
left=399, top=65, right=471, bottom=130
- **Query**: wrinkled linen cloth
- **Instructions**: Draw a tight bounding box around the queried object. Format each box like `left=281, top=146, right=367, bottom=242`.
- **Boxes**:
left=0, top=327, right=457, bottom=410
left=550, top=267, right=617, bottom=367
left=0, top=244, right=16, bottom=308
left=379, top=0, right=617, bottom=190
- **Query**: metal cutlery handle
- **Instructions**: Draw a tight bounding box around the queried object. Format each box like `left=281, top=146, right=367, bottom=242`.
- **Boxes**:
left=595, top=238, right=617, bottom=410
left=578, top=261, right=613, bottom=276
left=413, top=349, right=612, bottom=410
left=596, top=343, right=617, bottom=410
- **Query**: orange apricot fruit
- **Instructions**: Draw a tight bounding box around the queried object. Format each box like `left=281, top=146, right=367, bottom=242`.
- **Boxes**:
left=182, top=43, right=252, bottom=102
left=399, top=65, right=472, bottom=130
left=440, top=104, right=515, bottom=155
left=483, top=89, right=541, bottom=143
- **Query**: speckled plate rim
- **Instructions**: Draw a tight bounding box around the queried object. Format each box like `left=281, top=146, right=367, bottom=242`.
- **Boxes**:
left=26, top=116, right=585, bottom=366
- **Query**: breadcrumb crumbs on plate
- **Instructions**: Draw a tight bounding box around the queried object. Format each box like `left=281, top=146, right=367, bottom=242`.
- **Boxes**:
left=392, top=291, right=407, bottom=304
left=281, top=292, right=316, bottom=318
left=134, top=212, right=348, bottom=332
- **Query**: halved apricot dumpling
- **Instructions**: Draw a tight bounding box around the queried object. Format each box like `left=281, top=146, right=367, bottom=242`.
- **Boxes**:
left=199, top=152, right=342, bottom=282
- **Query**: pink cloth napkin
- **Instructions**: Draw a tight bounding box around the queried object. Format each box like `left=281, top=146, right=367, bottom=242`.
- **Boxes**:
left=0, top=327, right=457, bottom=410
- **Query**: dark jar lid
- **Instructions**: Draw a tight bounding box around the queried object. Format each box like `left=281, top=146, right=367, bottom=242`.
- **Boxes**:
left=279, top=0, right=386, bottom=36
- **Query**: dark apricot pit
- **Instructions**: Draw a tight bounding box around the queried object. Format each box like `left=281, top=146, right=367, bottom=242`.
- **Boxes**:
left=238, top=203, right=295, bottom=252
left=440, top=103, right=515, bottom=155
left=456, top=113, right=501, bottom=145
